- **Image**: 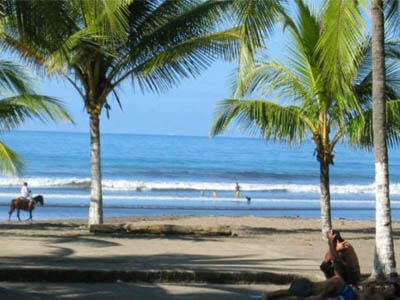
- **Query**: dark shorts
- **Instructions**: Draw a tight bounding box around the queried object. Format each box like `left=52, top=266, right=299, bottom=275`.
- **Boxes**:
left=289, top=278, right=313, bottom=297
left=320, top=261, right=360, bottom=285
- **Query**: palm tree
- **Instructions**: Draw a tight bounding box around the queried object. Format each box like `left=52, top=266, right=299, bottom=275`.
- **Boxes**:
left=0, top=59, right=72, bottom=175
left=211, top=0, right=400, bottom=237
left=2, top=0, right=284, bottom=225
left=370, top=0, right=396, bottom=280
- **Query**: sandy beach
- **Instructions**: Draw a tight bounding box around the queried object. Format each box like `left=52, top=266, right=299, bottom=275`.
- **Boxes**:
left=1, top=215, right=399, bottom=277
left=0, top=215, right=399, bottom=299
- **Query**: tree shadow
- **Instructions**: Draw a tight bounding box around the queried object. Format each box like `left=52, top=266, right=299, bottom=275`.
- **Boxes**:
left=240, top=227, right=320, bottom=236
left=0, top=282, right=273, bottom=300
left=0, top=221, right=225, bottom=242
left=0, top=251, right=316, bottom=274
left=49, top=236, right=121, bottom=247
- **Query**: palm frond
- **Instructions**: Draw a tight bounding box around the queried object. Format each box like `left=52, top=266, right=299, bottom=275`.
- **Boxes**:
left=288, top=0, right=321, bottom=55
left=0, top=59, right=35, bottom=94
left=385, top=0, right=400, bottom=38
left=248, top=60, right=318, bottom=115
left=92, top=0, right=132, bottom=43
left=2, top=0, right=78, bottom=56
left=0, top=95, right=73, bottom=130
left=211, top=99, right=311, bottom=144
left=277, top=1, right=323, bottom=111
left=0, top=141, right=24, bottom=176
left=232, top=39, right=256, bottom=98
left=346, top=99, right=400, bottom=149
left=113, top=29, right=241, bottom=93
left=0, top=32, right=45, bottom=69
left=317, top=0, right=365, bottom=92
left=232, top=0, right=284, bottom=49
left=45, top=30, right=109, bottom=74
left=111, top=0, right=237, bottom=76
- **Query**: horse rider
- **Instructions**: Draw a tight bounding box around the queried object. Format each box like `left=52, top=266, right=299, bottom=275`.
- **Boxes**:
left=20, top=182, right=33, bottom=208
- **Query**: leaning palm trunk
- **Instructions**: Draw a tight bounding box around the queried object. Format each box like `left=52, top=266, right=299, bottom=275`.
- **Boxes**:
left=371, top=0, right=396, bottom=279
left=319, top=160, right=332, bottom=238
left=89, top=113, right=103, bottom=225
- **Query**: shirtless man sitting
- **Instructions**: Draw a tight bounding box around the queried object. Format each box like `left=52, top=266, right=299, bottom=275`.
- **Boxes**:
left=320, top=229, right=361, bottom=285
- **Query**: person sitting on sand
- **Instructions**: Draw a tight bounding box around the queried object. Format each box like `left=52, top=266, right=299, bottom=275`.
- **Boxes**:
left=262, top=260, right=357, bottom=300
left=320, top=229, right=360, bottom=285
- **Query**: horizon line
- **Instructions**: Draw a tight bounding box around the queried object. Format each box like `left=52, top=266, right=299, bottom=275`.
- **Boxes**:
left=13, top=129, right=268, bottom=141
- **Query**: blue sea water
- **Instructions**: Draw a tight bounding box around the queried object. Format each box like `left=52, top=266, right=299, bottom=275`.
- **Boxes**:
left=0, top=130, right=400, bottom=221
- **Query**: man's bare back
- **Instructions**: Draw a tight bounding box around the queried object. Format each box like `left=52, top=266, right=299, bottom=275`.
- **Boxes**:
left=321, top=230, right=360, bottom=285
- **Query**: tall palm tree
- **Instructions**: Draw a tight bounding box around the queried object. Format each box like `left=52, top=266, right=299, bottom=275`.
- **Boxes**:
left=211, top=0, right=400, bottom=237
left=370, top=0, right=396, bottom=280
left=0, top=59, right=72, bottom=175
left=2, top=0, right=284, bottom=225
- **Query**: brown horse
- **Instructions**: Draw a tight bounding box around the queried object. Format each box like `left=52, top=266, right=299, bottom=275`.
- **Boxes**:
left=9, top=195, right=44, bottom=221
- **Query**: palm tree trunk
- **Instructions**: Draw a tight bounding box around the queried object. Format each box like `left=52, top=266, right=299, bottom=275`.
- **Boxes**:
left=371, top=0, right=396, bottom=279
left=88, top=113, right=103, bottom=225
left=320, top=160, right=332, bottom=239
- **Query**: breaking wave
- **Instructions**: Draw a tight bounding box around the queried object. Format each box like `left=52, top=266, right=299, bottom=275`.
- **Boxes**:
left=0, top=177, right=400, bottom=195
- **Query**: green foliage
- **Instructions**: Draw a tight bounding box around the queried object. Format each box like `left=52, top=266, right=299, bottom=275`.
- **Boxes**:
left=0, top=60, right=73, bottom=176
left=1, top=0, right=287, bottom=111
left=0, top=141, right=24, bottom=176
left=2, top=0, right=244, bottom=107
left=317, top=0, right=366, bottom=93
left=212, top=99, right=309, bottom=144
left=211, top=0, right=400, bottom=233
left=212, top=0, right=400, bottom=154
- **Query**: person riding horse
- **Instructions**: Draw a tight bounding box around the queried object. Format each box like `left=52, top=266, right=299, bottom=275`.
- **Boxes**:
left=9, top=195, right=44, bottom=221
left=20, top=182, right=32, bottom=201
left=19, top=182, right=34, bottom=211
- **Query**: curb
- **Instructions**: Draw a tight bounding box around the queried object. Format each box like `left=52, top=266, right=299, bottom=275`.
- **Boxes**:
left=0, top=268, right=301, bottom=284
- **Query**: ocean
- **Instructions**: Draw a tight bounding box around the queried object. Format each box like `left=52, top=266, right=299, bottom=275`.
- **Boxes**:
left=0, top=130, right=400, bottom=221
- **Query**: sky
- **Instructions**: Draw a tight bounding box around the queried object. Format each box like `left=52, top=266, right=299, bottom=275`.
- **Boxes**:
left=25, top=60, right=239, bottom=137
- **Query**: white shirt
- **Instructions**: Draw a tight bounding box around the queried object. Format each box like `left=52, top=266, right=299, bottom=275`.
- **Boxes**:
left=21, top=185, right=30, bottom=198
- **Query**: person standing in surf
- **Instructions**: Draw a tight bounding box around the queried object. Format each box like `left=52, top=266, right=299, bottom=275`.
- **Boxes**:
left=235, top=182, right=241, bottom=199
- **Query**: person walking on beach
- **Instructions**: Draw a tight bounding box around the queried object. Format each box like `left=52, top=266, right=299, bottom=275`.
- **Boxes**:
left=235, top=182, right=241, bottom=199
left=320, top=229, right=361, bottom=285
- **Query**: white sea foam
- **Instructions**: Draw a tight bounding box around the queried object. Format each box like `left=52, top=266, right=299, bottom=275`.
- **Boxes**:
left=1, top=177, right=400, bottom=194
left=0, top=192, right=400, bottom=206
